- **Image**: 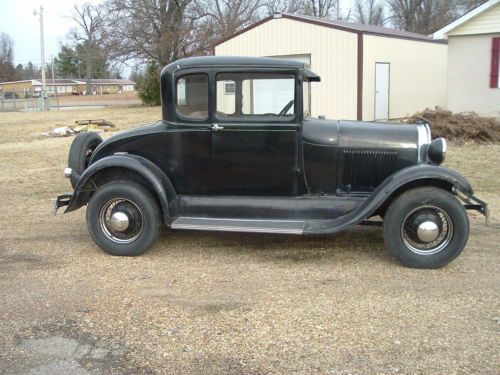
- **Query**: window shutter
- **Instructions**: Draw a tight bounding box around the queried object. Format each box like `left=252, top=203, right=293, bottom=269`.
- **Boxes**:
left=491, top=37, right=500, bottom=88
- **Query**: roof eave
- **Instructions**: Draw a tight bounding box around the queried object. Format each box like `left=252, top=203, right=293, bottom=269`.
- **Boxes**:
left=433, top=0, right=499, bottom=39
left=215, top=12, right=447, bottom=48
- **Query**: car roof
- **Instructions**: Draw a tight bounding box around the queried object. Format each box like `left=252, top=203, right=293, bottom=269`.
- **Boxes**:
left=162, top=56, right=320, bottom=80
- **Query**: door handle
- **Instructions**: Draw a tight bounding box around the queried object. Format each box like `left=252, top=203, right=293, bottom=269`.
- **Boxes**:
left=211, top=123, right=224, bottom=131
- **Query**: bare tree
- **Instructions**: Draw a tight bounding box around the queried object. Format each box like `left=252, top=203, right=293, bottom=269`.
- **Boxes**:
left=386, top=0, right=465, bottom=34
left=68, top=3, right=107, bottom=94
left=196, top=0, right=266, bottom=37
left=300, top=0, right=339, bottom=17
left=0, top=32, right=17, bottom=82
left=104, top=0, right=197, bottom=67
left=354, top=0, right=386, bottom=26
left=265, top=0, right=305, bottom=14
left=267, top=0, right=347, bottom=19
left=460, top=0, right=488, bottom=10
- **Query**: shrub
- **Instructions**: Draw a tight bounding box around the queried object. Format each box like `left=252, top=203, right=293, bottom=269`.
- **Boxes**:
left=137, top=63, right=161, bottom=106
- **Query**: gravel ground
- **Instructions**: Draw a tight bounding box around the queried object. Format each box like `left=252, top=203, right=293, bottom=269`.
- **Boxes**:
left=0, top=108, right=499, bottom=374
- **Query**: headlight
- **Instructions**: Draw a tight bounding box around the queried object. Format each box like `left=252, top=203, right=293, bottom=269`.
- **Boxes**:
left=427, top=138, right=447, bottom=165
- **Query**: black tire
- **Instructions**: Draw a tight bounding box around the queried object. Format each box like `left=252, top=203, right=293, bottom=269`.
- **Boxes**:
left=68, top=132, right=103, bottom=188
left=86, top=181, right=161, bottom=256
left=384, top=187, right=469, bottom=269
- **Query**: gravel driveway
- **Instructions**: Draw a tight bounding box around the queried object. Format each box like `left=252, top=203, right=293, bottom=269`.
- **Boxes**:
left=0, top=108, right=498, bottom=374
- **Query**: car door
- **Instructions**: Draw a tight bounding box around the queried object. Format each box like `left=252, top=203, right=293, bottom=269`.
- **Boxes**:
left=165, top=71, right=217, bottom=195
left=209, top=71, right=300, bottom=196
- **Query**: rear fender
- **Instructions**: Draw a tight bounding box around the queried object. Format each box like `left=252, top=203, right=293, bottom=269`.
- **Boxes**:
left=65, top=154, right=177, bottom=224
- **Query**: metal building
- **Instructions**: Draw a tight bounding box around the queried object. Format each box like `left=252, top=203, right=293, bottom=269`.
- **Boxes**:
left=215, top=13, right=448, bottom=121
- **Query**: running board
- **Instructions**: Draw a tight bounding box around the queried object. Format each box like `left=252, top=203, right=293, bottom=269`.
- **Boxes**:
left=171, top=217, right=305, bottom=234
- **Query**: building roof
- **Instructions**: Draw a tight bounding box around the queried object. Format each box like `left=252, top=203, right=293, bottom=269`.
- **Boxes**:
left=215, top=12, right=447, bottom=47
left=37, top=79, right=84, bottom=85
left=0, top=80, right=36, bottom=85
left=433, top=0, right=499, bottom=39
left=89, top=79, right=136, bottom=85
left=0, top=78, right=136, bottom=86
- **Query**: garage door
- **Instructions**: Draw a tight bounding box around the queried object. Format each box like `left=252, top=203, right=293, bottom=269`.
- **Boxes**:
left=252, top=78, right=295, bottom=114
left=252, top=54, right=311, bottom=114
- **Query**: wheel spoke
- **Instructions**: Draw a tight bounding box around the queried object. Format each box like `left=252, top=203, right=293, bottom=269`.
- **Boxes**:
left=401, top=205, right=453, bottom=255
left=99, top=198, right=144, bottom=244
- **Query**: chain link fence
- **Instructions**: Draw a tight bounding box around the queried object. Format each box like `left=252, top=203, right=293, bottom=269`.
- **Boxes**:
left=0, top=92, right=59, bottom=112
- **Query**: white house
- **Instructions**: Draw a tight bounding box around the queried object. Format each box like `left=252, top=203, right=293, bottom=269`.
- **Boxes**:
left=434, top=0, right=500, bottom=117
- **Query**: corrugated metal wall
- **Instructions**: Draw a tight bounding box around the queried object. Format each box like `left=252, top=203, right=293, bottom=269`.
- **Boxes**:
left=215, top=17, right=359, bottom=120
left=362, top=35, right=448, bottom=120
left=216, top=17, right=448, bottom=121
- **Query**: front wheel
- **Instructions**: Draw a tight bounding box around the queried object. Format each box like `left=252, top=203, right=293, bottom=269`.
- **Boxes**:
left=86, top=182, right=160, bottom=256
left=384, top=187, right=469, bottom=268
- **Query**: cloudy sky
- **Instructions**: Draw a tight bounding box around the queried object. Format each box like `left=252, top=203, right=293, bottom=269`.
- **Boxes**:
left=0, top=0, right=103, bottom=67
left=0, top=0, right=354, bottom=70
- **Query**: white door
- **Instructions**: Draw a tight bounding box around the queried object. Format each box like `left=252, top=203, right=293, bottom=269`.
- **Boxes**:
left=375, top=63, right=390, bottom=121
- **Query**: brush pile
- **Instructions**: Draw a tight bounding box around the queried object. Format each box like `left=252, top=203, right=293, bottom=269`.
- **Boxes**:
left=406, top=107, right=500, bottom=144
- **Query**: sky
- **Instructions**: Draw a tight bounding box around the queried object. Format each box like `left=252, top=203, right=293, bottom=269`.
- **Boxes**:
left=0, top=0, right=354, bottom=71
left=0, top=0, right=103, bottom=67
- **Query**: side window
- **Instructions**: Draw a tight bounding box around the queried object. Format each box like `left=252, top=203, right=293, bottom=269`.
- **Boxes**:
left=176, top=74, right=208, bottom=120
left=216, top=72, right=295, bottom=121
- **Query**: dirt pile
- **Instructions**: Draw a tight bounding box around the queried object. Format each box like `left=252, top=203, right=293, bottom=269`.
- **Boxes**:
left=406, top=108, right=500, bottom=144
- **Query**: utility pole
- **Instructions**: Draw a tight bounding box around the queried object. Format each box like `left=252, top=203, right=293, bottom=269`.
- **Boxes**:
left=34, top=6, right=46, bottom=99
left=52, top=55, right=59, bottom=110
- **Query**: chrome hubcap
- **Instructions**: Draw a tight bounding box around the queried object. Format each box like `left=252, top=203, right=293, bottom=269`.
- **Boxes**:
left=99, top=198, right=144, bottom=244
left=109, top=211, right=130, bottom=232
left=401, top=206, right=453, bottom=255
left=417, top=221, right=440, bottom=242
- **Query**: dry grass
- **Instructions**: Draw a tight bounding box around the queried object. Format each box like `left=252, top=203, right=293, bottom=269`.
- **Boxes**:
left=0, top=107, right=498, bottom=374
left=0, top=106, right=160, bottom=144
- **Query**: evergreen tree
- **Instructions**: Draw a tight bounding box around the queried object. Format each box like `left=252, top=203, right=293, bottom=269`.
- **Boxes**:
left=137, top=64, right=160, bottom=106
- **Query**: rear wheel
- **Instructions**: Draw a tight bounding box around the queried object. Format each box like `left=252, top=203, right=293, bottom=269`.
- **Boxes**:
left=86, top=181, right=160, bottom=256
left=68, top=132, right=102, bottom=188
left=384, top=187, right=469, bottom=268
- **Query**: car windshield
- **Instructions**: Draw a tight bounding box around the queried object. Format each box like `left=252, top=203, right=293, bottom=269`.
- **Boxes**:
left=216, top=72, right=295, bottom=122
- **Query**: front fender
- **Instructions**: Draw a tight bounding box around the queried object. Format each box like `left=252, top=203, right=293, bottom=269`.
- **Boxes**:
left=304, top=164, right=474, bottom=234
left=379, top=164, right=473, bottom=195
left=65, top=154, right=177, bottom=223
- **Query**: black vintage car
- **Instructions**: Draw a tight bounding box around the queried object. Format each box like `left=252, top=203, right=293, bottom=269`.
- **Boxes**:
left=55, top=56, right=487, bottom=268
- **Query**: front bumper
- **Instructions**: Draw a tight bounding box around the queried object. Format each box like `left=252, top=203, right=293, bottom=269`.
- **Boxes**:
left=53, top=192, right=73, bottom=215
left=458, top=191, right=489, bottom=223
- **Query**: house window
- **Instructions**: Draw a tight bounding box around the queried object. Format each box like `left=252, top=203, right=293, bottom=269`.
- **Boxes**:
left=490, top=37, right=500, bottom=88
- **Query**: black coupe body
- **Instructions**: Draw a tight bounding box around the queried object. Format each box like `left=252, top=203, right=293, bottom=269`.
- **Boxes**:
left=55, top=56, right=487, bottom=268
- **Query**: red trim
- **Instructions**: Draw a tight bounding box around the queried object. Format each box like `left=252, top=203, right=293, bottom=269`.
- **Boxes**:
left=357, top=33, right=363, bottom=121
left=490, top=37, right=500, bottom=88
